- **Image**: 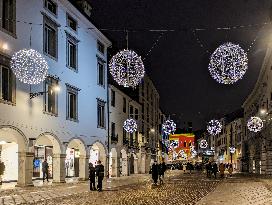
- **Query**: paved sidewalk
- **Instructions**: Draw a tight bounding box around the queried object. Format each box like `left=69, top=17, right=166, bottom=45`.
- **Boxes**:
left=0, top=173, right=153, bottom=205
left=197, top=176, right=272, bottom=205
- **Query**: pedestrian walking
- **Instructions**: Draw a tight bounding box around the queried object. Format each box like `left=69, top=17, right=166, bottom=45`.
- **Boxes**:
left=212, top=162, right=218, bottom=179
left=151, top=161, right=159, bottom=185
left=89, top=163, right=96, bottom=191
left=42, top=159, right=49, bottom=182
left=219, top=163, right=225, bottom=178
left=228, top=164, right=233, bottom=177
left=206, top=162, right=212, bottom=178
left=182, top=163, right=186, bottom=173
left=158, top=161, right=167, bottom=185
left=95, top=160, right=104, bottom=192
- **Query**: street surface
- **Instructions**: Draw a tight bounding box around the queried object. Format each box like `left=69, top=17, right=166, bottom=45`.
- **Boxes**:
left=0, top=171, right=272, bottom=204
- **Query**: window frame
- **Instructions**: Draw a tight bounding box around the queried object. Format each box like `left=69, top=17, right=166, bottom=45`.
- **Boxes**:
left=66, top=84, right=80, bottom=122
left=66, top=32, right=79, bottom=71
left=0, top=0, right=16, bottom=37
left=0, top=54, right=16, bottom=105
left=97, top=40, right=105, bottom=55
left=97, top=59, right=105, bottom=87
left=97, top=99, right=106, bottom=129
left=66, top=13, right=77, bottom=32
left=44, top=0, right=58, bottom=17
left=43, top=14, right=59, bottom=60
left=43, top=76, right=59, bottom=116
left=111, top=89, right=115, bottom=107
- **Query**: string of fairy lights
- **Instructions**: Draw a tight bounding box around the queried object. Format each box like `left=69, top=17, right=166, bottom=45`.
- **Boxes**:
left=6, top=15, right=270, bottom=156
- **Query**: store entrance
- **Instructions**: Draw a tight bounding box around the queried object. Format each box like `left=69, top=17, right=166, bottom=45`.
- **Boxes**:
left=33, top=146, right=53, bottom=179
left=65, top=148, right=80, bottom=177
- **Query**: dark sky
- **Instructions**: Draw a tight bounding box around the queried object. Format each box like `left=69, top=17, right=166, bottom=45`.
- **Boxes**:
left=89, top=0, right=272, bottom=130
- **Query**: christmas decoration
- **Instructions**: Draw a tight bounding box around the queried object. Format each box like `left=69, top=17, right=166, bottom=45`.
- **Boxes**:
left=247, top=116, right=263, bottom=132
left=207, top=120, right=222, bottom=135
left=208, top=42, right=248, bottom=84
left=200, top=139, right=208, bottom=149
left=170, top=140, right=179, bottom=149
left=191, top=150, right=197, bottom=158
left=109, top=49, right=145, bottom=88
left=162, top=120, right=176, bottom=135
left=10, top=49, right=48, bottom=84
left=229, top=146, right=236, bottom=154
left=123, top=118, right=137, bottom=133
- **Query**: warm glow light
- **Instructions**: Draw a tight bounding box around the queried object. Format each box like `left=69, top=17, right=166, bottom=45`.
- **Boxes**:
left=0, top=141, right=7, bottom=145
left=150, top=128, right=155, bottom=132
left=2, top=43, right=8, bottom=50
left=53, top=85, right=60, bottom=92
left=260, top=109, right=266, bottom=115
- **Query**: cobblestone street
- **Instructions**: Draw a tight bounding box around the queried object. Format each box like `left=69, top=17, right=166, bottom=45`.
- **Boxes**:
left=2, top=172, right=272, bottom=204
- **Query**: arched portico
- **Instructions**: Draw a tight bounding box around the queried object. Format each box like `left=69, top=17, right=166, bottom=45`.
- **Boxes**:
left=35, top=132, right=65, bottom=183
left=0, top=125, right=33, bottom=187
left=89, top=141, right=107, bottom=176
left=66, top=138, right=88, bottom=180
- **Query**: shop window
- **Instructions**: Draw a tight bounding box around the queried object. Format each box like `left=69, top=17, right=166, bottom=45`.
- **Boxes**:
left=0, top=0, right=16, bottom=35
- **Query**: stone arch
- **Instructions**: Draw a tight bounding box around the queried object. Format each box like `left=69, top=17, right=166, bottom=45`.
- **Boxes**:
left=109, top=147, right=118, bottom=177
left=66, top=137, right=88, bottom=179
left=0, top=125, right=29, bottom=184
left=120, top=148, right=128, bottom=176
left=0, top=125, right=28, bottom=152
left=36, top=132, right=63, bottom=154
left=89, top=141, right=107, bottom=176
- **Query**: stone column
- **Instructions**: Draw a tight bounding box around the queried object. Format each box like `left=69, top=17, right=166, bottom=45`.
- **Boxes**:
left=266, top=148, right=272, bottom=175
left=134, top=157, right=138, bottom=174
left=122, top=157, right=128, bottom=176
left=53, top=154, right=66, bottom=183
left=111, top=154, right=120, bottom=177
left=79, top=155, right=89, bottom=181
left=16, top=152, right=34, bottom=187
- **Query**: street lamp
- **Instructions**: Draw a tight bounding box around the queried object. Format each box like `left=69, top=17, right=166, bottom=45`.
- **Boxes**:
left=30, top=84, right=60, bottom=99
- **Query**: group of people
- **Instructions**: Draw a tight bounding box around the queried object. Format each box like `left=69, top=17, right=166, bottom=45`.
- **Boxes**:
left=150, top=161, right=167, bottom=185
left=206, top=161, right=233, bottom=179
left=88, top=160, right=104, bottom=192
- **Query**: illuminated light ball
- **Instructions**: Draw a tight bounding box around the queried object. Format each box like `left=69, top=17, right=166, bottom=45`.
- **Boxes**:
left=247, top=116, right=263, bottom=132
left=162, top=120, right=176, bottom=135
left=208, top=42, right=248, bottom=84
left=10, top=49, right=48, bottom=84
left=200, top=139, right=208, bottom=149
left=170, top=140, right=179, bottom=149
left=207, top=119, right=222, bottom=135
left=191, top=150, right=197, bottom=158
left=123, top=118, right=137, bottom=133
left=109, top=49, right=145, bottom=88
left=229, top=146, right=236, bottom=154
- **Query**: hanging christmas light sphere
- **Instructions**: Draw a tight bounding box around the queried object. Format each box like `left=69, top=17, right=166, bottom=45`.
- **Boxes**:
left=123, top=118, right=137, bottom=133
left=247, top=116, right=263, bottom=132
left=109, top=49, right=145, bottom=88
left=191, top=150, right=197, bottom=158
left=229, top=146, right=236, bottom=154
left=200, top=139, right=208, bottom=149
left=162, top=120, right=176, bottom=135
left=208, top=42, right=248, bottom=84
left=207, top=119, right=222, bottom=135
left=10, top=49, right=48, bottom=84
left=170, top=140, right=179, bottom=149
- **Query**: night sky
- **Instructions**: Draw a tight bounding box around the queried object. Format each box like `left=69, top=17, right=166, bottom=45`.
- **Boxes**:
left=89, top=0, right=272, bottom=130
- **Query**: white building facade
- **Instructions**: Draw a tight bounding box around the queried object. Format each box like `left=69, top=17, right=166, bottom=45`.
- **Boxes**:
left=0, top=0, right=111, bottom=186
left=109, top=85, right=148, bottom=177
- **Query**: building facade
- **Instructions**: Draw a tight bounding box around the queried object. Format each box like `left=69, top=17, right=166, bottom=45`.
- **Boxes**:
left=139, top=75, right=161, bottom=167
left=108, top=84, right=148, bottom=177
left=0, top=0, right=111, bottom=186
left=242, top=42, right=272, bottom=174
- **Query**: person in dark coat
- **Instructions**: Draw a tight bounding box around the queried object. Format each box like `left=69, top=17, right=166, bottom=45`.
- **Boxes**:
left=158, top=161, right=167, bottom=184
left=151, top=161, right=159, bottom=185
left=206, top=162, right=212, bottom=178
left=89, top=163, right=96, bottom=191
left=212, top=162, right=218, bottom=179
left=42, top=159, right=49, bottom=182
left=95, top=160, right=104, bottom=192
